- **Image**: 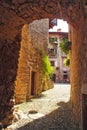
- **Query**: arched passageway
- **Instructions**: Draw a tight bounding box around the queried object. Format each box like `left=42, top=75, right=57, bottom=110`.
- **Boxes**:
left=0, top=1, right=87, bottom=130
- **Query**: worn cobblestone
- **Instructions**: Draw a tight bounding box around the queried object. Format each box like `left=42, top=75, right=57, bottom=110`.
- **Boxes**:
left=7, top=84, right=76, bottom=130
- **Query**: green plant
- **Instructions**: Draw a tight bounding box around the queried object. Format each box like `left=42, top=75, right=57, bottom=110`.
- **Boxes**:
left=64, top=57, right=70, bottom=67
left=49, top=37, right=57, bottom=44
left=59, top=38, right=71, bottom=54
left=42, top=51, right=53, bottom=77
left=59, top=38, right=71, bottom=67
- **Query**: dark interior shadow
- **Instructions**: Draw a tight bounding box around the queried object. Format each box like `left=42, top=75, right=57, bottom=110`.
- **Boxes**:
left=17, top=101, right=77, bottom=130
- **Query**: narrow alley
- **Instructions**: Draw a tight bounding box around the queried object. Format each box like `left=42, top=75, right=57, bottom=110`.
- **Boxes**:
left=7, top=84, right=76, bottom=130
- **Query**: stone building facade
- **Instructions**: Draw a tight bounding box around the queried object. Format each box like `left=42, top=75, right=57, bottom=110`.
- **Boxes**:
left=15, top=19, right=53, bottom=103
left=0, top=1, right=87, bottom=130
left=48, top=31, right=70, bottom=83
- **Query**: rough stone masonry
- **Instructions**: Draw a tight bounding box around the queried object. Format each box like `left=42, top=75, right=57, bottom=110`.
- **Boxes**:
left=0, top=1, right=87, bottom=130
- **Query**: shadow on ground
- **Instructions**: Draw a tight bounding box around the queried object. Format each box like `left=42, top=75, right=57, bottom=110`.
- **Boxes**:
left=17, top=101, right=77, bottom=130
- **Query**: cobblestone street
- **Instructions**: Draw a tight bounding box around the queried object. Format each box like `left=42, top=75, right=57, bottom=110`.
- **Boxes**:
left=7, top=84, right=76, bottom=130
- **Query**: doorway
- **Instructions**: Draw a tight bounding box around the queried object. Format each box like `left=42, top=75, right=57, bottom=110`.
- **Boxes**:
left=31, top=71, right=36, bottom=96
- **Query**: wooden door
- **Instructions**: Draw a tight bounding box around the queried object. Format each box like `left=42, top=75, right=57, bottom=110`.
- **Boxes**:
left=31, top=71, right=36, bottom=96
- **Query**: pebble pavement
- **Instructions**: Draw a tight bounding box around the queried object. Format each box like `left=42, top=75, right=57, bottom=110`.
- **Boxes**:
left=7, top=83, right=77, bottom=130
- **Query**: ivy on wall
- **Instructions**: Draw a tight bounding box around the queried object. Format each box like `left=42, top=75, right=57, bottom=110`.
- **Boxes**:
left=49, top=37, right=57, bottom=44
left=59, top=38, right=71, bottom=67
left=42, top=51, right=53, bottom=78
left=64, top=56, right=70, bottom=67
left=59, top=38, right=71, bottom=55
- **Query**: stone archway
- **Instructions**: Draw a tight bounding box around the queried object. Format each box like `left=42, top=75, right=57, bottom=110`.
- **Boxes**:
left=0, top=0, right=86, bottom=129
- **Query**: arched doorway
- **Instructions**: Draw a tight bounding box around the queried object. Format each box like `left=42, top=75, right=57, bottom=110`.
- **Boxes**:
left=0, top=1, right=86, bottom=129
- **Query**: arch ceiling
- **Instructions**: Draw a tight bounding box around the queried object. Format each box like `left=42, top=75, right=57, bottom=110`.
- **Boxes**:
left=0, top=0, right=86, bottom=128
left=0, top=0, right=84, bottom=40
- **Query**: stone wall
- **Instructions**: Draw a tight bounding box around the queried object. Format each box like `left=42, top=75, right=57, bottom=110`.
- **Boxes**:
left=15, top=24, right=30, bottom=103
left=70, top=18, right=85, bottom=129
left=29, top=19, right=49, bottom=51
left=15, top=19, right=53, bottom=104
left=0, top=0, right=86, bottom=128
left=0, top=35, right=21, bottom=127
left=0, top=0, right=84, bottom=41
left=28, top=19, right=54, bottom=92
left=80, top=18, right=87, bottom=130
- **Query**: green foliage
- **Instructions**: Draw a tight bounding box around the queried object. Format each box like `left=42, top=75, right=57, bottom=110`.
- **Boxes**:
left=59, top=38, right=71, bottom=54
left=42, top=52, right=53, bottom=77
left=64, top=57, right=70, bottom=67
left=49, top=37, right=57, bottom=44
left=59, top=38, right=71, bottom=67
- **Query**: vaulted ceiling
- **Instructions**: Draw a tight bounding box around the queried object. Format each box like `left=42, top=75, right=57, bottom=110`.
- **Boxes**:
left=0, top=0, right=86, bottom=41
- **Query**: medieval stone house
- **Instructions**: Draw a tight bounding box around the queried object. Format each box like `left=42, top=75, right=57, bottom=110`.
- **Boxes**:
left=15, top=19, right=53, bottom=103
left=48, top=31, right=70, bottom=82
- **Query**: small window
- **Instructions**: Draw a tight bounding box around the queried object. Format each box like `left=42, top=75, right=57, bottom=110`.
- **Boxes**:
left=63, top=71, right=67, bottom=73
left=51, top=61, right=55, bottom=66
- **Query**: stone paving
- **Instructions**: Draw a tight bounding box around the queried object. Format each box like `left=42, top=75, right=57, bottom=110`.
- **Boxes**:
left=7, top=83, right=76, bottom=130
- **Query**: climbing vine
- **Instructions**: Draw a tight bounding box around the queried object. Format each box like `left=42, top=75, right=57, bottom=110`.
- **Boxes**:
left=59, top=38, right=71, bottom=67
left=64, top=56, right=70, bottom=67
left=42, top=51, right=53, bottom=77
left=59, top=38, right=71, bottom=55
left=49, top=37, right=57, bottom=44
